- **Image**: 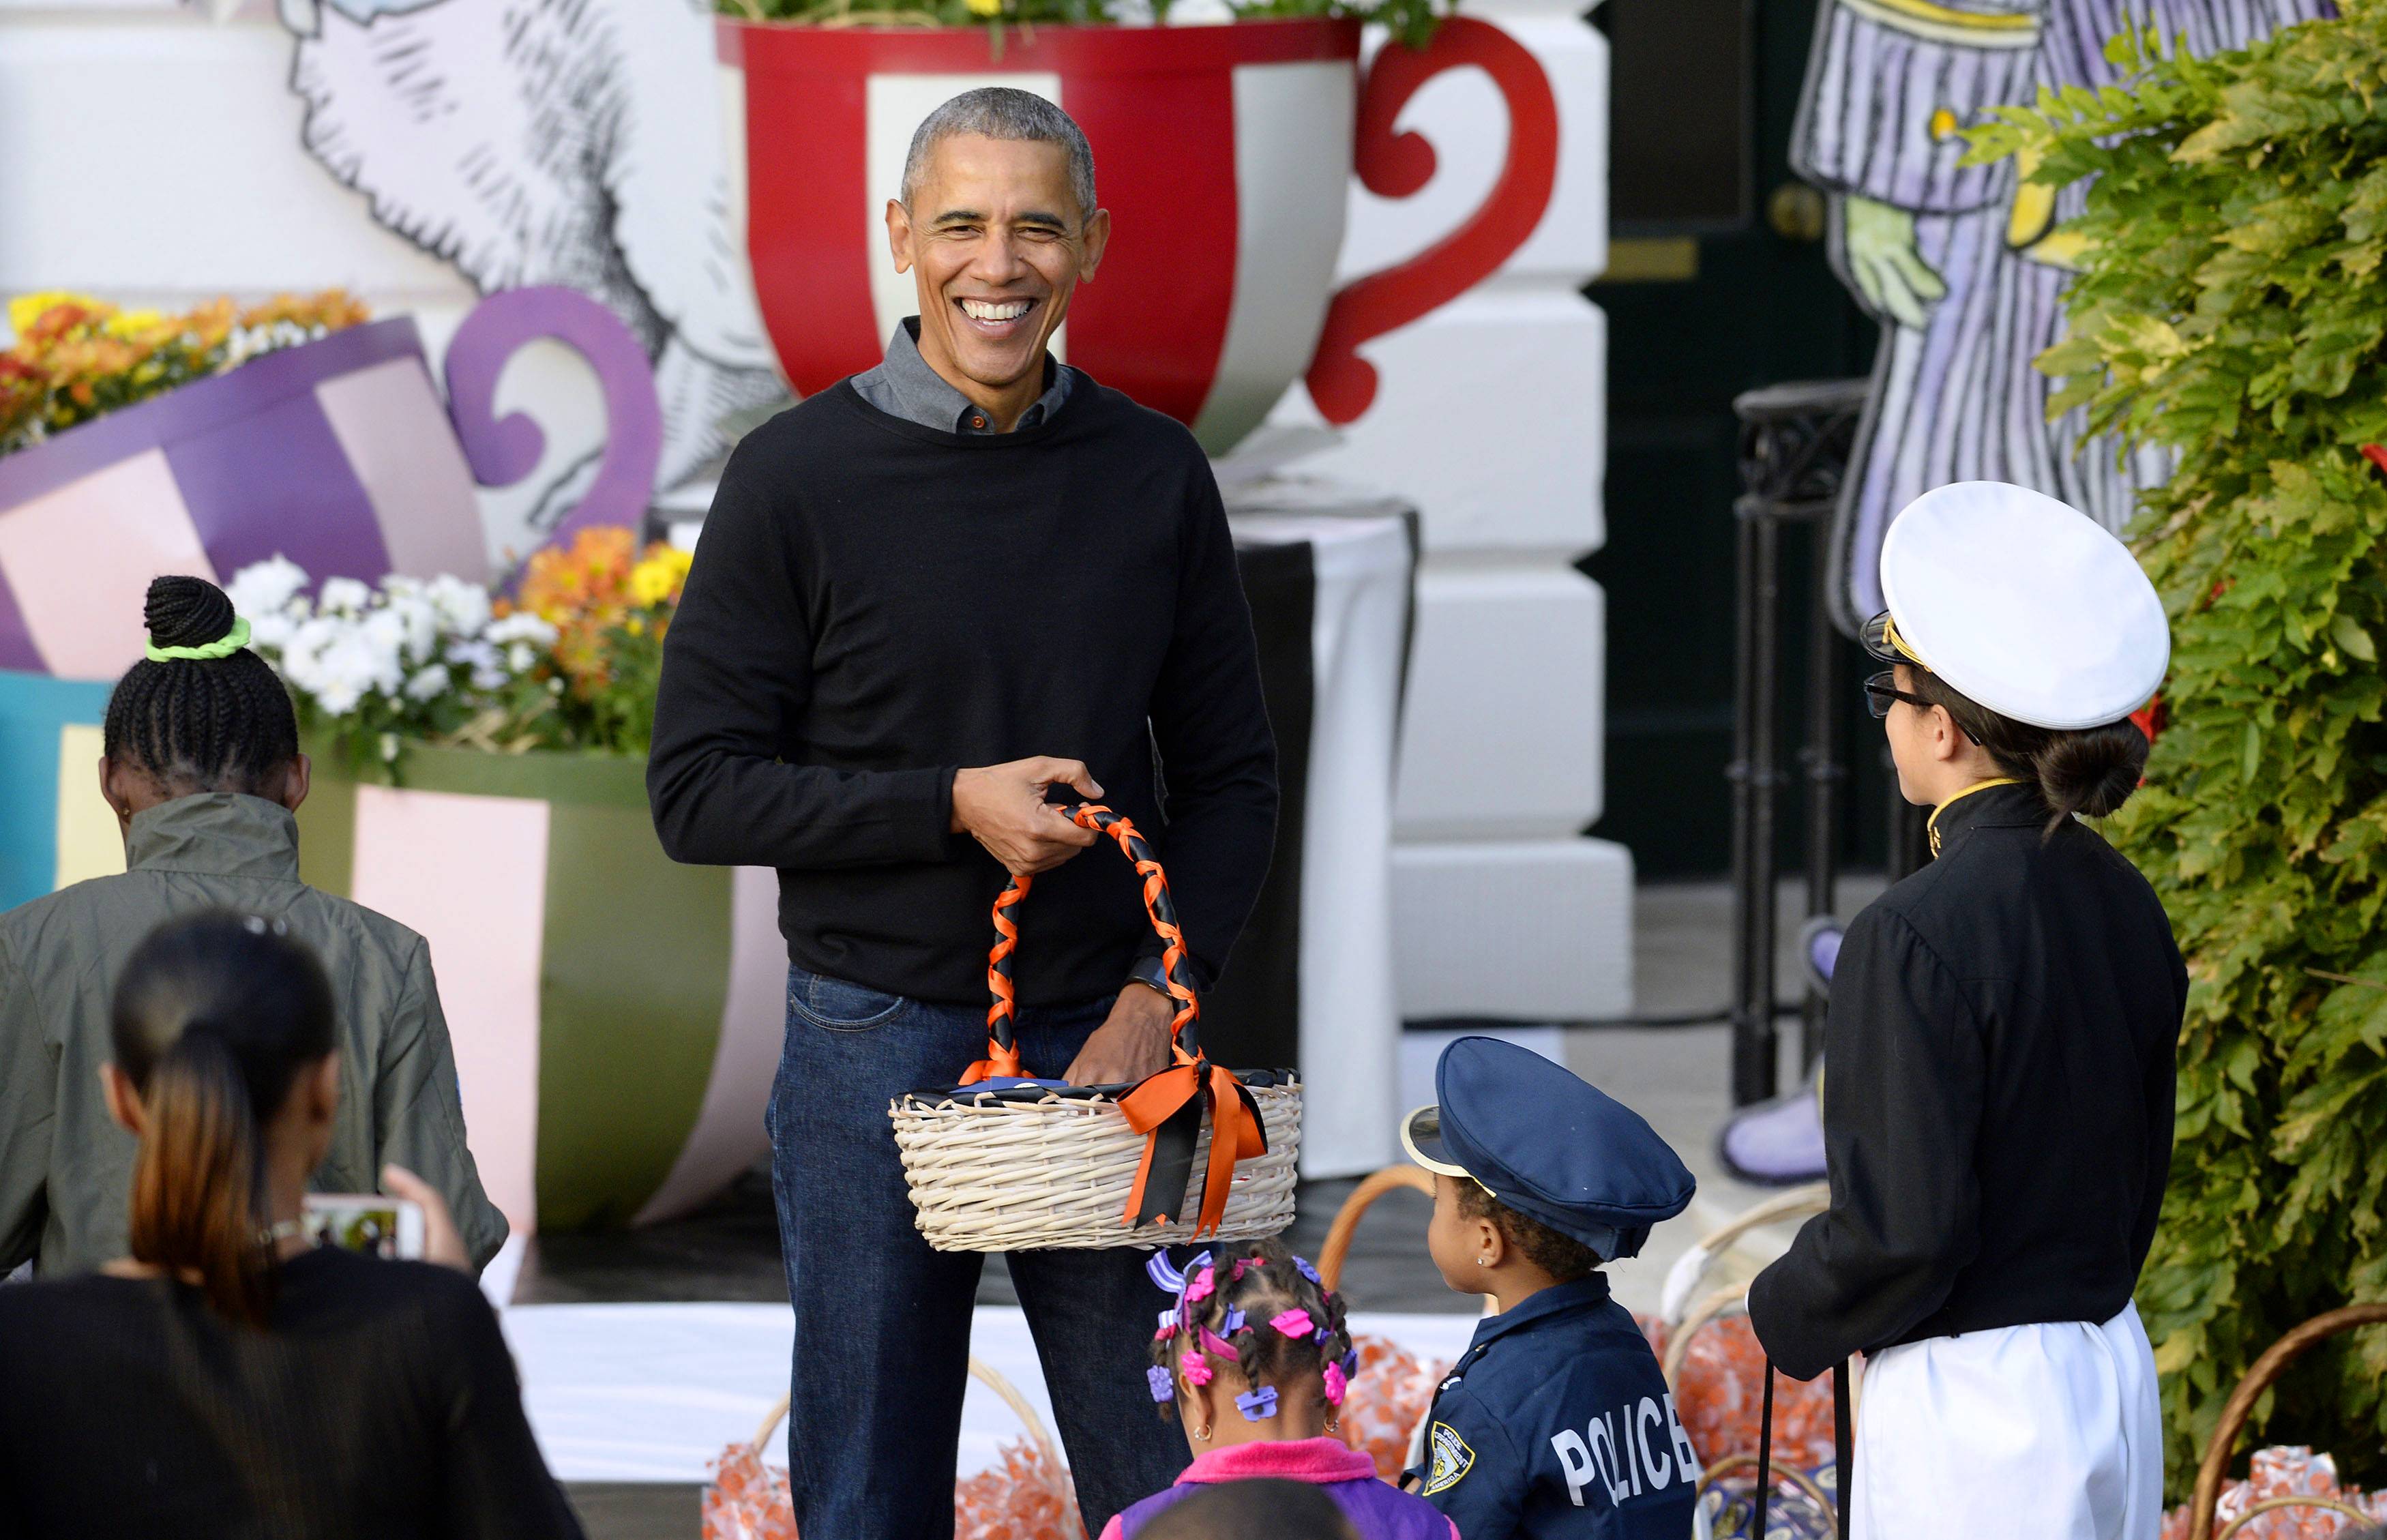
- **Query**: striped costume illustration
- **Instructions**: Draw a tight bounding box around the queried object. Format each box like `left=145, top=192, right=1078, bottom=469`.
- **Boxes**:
left=1796, top=0, right=2336, bottom=628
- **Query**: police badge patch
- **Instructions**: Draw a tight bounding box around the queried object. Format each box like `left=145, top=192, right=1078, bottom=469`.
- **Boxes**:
left=1423, top=1421, right=1474, bottom=1496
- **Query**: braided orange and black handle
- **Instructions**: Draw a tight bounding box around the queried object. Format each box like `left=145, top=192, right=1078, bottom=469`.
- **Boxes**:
left=961, top=803, right=1266, bottom=1235
left=970, top=804, right=1202, bottom=1080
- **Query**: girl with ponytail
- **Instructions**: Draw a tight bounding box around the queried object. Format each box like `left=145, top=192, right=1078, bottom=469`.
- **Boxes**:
left=0, top=913, right=583, bottom=1539
left=0, top=572, right=502, bottom=1282
left=103, top=909, right=339, bottom=1325
left=1745, top=484, right=2189, bottom=1540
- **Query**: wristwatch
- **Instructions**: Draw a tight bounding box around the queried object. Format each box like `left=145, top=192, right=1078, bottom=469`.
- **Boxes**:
left=1126, top=953, right=1172, bottom=998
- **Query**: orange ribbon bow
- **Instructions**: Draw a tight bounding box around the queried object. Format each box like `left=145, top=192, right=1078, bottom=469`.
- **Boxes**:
left=957, top=804, right=1267, bottom=1235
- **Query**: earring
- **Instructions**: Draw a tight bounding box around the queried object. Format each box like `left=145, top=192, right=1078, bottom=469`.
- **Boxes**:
left=1194, top=1425, right=1212, bottom=1442
left=1475, top=1257, right=1491, bottom=1267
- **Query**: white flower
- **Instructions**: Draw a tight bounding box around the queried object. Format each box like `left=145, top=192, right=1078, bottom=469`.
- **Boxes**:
left=380, top=592, right=441, bottom=666
left=247, top=610, right=299, bottom=653
left=485, top=612, right=559, bottom=647
left=507, top=640, right=537, bottom=674
left=426, top=575, right=492, bottom=637
left=404, top=663, right=451, bottom=702
left=444, top=638, right=509, bottom=692
left=318, top=576, right=372, bottom=616
left=289, top=613, right=403, bottom=717
left=225, top=556, right=310, bottom=620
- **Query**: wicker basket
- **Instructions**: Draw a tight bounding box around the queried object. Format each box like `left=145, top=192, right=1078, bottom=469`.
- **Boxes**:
left=891, top=803, right=1301, bottom=1252
left=2184, top=1301, right=2387, bottom=1540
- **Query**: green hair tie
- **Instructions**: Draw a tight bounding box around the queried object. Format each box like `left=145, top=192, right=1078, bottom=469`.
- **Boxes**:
left=145, top=616, right=251, bottom=663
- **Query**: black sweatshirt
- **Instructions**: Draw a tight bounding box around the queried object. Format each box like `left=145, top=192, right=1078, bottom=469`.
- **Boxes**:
left=0, top=1247, right=582, bottom=1539
left=1747, top=782, right=2189, bottom=1380
left=647, top=376, right=1278, bottom=1007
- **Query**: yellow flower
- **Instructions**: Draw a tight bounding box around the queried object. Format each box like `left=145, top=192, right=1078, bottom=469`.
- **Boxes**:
left=9, top=291, right=105, bottom=337
left=102, top=309, right=164, bottom=340
left=966, top=0, right=1002, bottom=16
left=629, top=545, right=695, bottom=608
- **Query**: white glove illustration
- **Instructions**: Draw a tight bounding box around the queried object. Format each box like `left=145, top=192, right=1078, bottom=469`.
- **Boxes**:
left=1835, top=195, right=1947, bottom=331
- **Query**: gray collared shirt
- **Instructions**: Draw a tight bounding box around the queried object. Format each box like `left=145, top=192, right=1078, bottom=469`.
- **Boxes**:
left=850, top=318, right=1073, bottom=434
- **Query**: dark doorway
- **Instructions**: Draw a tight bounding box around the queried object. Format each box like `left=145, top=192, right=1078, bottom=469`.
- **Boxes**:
left=1584, top=0, right=1888, bottom=879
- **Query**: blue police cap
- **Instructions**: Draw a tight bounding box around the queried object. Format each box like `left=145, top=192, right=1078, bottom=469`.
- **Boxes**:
left=1400, top=1036, right=1695, bottom=1262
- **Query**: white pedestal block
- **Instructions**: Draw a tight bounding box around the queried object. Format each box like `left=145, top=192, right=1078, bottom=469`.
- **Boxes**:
left=1391, top=836, right=1633, bottom=1020
left=1395, top=557, right=1604, bottom=839
left=1270, top=290, right=1604, bottom=555
left=1337, top=15, right=1610, bottom=288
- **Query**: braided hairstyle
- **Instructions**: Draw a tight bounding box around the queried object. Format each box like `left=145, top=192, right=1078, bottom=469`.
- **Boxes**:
left=1148, top=1238, right=1357, bottom=1423
left=103, top=576, right=298, bottom=797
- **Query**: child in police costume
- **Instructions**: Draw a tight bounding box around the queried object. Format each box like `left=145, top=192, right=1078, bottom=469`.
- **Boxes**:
left=1400, top=1035, right=1700, bottom=1538
left=1748, top=481, right=2186, bottom=1540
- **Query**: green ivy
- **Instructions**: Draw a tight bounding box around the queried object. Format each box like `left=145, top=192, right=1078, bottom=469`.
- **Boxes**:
left=1965, top=2, right=2387, bottom=1497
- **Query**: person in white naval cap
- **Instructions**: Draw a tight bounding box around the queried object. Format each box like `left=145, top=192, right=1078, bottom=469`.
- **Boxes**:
left=1747, top=480, right=2187, bottom=1540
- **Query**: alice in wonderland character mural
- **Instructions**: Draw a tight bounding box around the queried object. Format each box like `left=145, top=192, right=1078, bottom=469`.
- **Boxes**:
left=1798, top=0, right=2333, bottom=628
left=277, top=0, right=790, bottom=527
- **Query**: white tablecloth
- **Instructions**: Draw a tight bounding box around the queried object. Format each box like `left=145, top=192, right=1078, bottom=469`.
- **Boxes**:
left=501, top=1301, right=1479, bottom=1482
left=1228, top=490, right=1413, bottom=1177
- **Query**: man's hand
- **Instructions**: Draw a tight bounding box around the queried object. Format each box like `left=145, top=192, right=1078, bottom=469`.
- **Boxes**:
left=951, top=756, right=1105, bottom=875
left=381, top=1163, right=473, bottom=1274
left=1063, top=984, right=1177, bottom=1086
left=1836, top=194, right=1946, bottom=331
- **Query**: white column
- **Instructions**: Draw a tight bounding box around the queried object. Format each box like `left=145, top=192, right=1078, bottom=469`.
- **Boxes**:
left=1269, top=10, right=1631, bottom=1024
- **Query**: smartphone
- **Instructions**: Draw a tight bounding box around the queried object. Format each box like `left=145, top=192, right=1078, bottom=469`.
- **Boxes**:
left=300, top=1194, right=425, bottom=1260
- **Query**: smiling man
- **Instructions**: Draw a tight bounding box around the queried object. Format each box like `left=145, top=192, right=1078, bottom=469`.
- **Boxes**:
left=647, top=89, right=1279, bottom=1539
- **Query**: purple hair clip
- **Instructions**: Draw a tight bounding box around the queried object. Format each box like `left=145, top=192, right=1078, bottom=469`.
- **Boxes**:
left=1314, top=1327, right=1335, bottom=1348
left=1292, top=1255, right=1322, bottom=1287
left=1341, top=1347, right=1360, bottom=1378
left=1236, top=1385, right=1279, bottom=1421
left=1148, top=1365, right=1175, bottom=1403
left=1223, top=1306, right=1247, bottom=1334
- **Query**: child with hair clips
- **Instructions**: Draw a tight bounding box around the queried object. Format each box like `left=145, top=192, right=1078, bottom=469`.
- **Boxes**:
left=1107, top=1238, right=1458, bottom=1540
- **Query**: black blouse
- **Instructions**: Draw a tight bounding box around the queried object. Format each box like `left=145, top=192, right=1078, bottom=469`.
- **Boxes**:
left=1749, top=782, right=2189, bottom=1381
left=0, top=1246, right=582, bottom=1539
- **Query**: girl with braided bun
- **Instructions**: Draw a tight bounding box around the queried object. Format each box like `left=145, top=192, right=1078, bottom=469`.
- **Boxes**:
left=1107, top=1238, right=1458, bottom=1540
left=0, top=574, right=504, bottom=1279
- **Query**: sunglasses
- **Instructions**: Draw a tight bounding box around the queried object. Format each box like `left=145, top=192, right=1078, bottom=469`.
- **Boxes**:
left=1863, top=670, right=1930, bottom=719
left=1863, top=670, right=1978, bottom=741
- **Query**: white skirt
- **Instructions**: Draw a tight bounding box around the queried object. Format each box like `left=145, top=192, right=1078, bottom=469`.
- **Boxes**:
left=1851, top=1303, right=2162, bottom=1540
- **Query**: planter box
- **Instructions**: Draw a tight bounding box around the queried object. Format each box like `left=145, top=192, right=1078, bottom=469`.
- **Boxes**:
left=299, top=744, right=782, bottom=1235
left=0, top=319, right=488, bottom=682
left=0, top=668, right=114, bottom=910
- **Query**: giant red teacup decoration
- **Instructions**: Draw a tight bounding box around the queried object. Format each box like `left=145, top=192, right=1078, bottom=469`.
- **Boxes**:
left=717, top=14, right=1558, bottom=452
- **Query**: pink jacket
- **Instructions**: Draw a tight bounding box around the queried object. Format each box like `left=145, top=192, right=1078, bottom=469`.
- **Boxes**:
left=1100, top=1436, right=1462, bottom=1540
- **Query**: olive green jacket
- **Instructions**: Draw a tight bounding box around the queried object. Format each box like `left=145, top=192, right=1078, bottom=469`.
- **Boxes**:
left=0, top=793, right=507, bottom=1276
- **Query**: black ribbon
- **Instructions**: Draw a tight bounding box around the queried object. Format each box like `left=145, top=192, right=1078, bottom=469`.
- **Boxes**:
left=1131, top=1090, right=1206, bottom=1227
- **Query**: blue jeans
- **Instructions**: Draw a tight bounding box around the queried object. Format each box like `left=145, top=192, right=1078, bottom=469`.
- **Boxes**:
left=769, top=965, right=1191, bottom=1539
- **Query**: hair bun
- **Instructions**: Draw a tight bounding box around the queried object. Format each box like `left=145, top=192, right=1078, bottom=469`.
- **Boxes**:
left=145, top=576, right=237, bottom=652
